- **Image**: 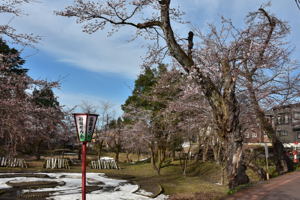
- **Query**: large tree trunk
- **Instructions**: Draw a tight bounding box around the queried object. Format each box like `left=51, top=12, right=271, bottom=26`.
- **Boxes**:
left=226, top=127, right=249, bottom=188
left=225, top=131, right=249, bottom=189
left=207, top=61, right=249, bottom=189
left=246, top=81, right=293, bottom=174
left=159, top=1, right=248, bottom=188
left=247, top=162, right=267, bottom=181
left=242, top=8, right=293, bottom=174
left=208, top=99, right=249, bottom=189
left=272, top=138, right=293, bottom=173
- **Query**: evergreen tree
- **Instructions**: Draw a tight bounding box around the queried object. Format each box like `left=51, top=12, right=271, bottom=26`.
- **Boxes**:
left=122, top=65, right=183, bottom=175
left=0, top=38, right=27, bottom=74
left=122, top=65, right=168, bottom=114
left=32, top=87, right=60, bottom=108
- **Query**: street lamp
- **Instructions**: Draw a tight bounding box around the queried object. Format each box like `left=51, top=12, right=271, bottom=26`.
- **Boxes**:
left=73, top=113, right=98, bottom=200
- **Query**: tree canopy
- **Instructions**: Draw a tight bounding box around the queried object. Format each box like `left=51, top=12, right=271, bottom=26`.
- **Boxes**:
left=0, top=39, right=65, bottom=157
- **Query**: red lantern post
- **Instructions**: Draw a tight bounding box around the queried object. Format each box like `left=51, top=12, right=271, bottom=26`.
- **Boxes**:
left=293, top=141, right=299, bottom=163
left=82, top=141, right=87, bottom=200
left=74, top=113, right=98, bottom=200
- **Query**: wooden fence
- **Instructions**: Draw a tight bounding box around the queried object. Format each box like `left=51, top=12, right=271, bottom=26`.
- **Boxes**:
left=0, top=157, right=27, bottom=168
left=90, top=158, right=119, bottom=169
left=44, top=158, right=70, bottom=169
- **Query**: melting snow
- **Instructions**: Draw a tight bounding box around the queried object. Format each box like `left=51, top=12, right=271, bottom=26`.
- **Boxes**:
left=0, top=173, right=168, bottom=200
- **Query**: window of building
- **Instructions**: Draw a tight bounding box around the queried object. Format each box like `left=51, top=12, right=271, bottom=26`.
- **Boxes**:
left=277, top=116, right=282, bottom=125
left=245, top=133, right=250, bottom=138
left=277, top=130, right=288, bottom=136
left=266, top=116, right=272, bottom=123
left=276, top=130, right=288, bottom=136
left=276, top=130, right=280, bottom=136
left=252, top=132, right=257, bottom=138
left=294, top=112, right=300, bottom=120
left=284, top=114, right=289, bottom=124
left=277, top=114, right=289, bottom=125
left=280, top=130, right=288, bottom=136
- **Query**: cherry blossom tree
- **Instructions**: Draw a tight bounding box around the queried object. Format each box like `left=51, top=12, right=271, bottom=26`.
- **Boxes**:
left=234, top=8, right=300, bottom=173
left=166, top=71, right=226, bottom=175
left=93, top=101, right=115, bottom=159
left=122, top=65, right=182, bottom=175
left=57, top=0, right=249, bottom=188
left=61, top=106, right=78, bottom=149
left=20, top=86, right=65, bottom=160
left=0, top=38, right=65, bottom=157
left=57, top=1, right=300, bottom=188
left=79, top=100, right=98, bottom=114
left=121, top=115, right=151, bottom=163
left=0, top=0, right=40, bottom=45
left=105, top=117, right=124, bottom=164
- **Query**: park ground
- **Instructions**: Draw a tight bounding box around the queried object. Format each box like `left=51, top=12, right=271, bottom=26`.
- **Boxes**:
left=0, top=152, right=293, bottom=200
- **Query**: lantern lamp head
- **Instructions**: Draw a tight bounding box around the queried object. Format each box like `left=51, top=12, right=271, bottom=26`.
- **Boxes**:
left=73, top=113, right=98, bottom=142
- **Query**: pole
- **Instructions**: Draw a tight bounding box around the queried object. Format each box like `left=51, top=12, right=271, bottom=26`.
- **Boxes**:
left=82, top=142, right=87, bottom=200
left=264, top=143, right=269, bottom=180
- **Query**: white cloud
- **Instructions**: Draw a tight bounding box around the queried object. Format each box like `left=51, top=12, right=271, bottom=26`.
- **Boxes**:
left=55, top=90, right=123, bottom=117
left=1, top=0, right=299, bottom=113
left=2, top=0, right=298, bottom=78
left=0, top=0, right=145, bottom=78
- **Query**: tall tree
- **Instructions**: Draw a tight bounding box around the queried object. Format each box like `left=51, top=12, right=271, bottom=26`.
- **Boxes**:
left=57, top=1, right=299, bottom=188
left=94, top=101, right=115, bottom=159
left=106, top=117, right=124, bottom=164
left=57, top=0, right=249, bottom=188
left=0, top=39, right=64, bottom=157
left=28, top=86, right=65, bottom=159
left=32, top=87, right=60, bottom=108
left=122, top=66, right=158, bottom=113
left=0, top=38, right=29, bottom=155
left=122, top=65, right=176, bottom=175
left=236, top=8, right=299, bottom=173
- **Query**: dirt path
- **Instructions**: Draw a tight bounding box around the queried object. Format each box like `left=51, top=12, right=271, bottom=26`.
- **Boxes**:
left=224, top=171, right=300, bottom=200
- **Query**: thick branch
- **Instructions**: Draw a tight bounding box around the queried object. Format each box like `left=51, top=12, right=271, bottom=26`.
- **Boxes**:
left=252, top=8, right=276, bottom=74
left=187, top=31, right=194, bottom=59
left=89, top=13, right=161, bottom=29
left=159, top=0, right=194, bottom=71
left=296, top=0, right=300, bottom=9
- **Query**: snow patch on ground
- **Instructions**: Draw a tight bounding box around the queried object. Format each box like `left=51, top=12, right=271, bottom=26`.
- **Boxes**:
left=0, top=173, right=168, bottom=200
left=135, top=189, right=154, bottom=196
left=99, top=157, right=114, bottom=161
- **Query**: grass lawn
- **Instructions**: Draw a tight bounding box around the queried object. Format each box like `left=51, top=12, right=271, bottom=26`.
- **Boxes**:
left=0, top=158, right=228, bottom=199
left=1, top=152, right=268, bottom=199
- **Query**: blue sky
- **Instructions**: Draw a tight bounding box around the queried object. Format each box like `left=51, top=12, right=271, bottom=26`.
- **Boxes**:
left=1, top=0, right=300, bottom=116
